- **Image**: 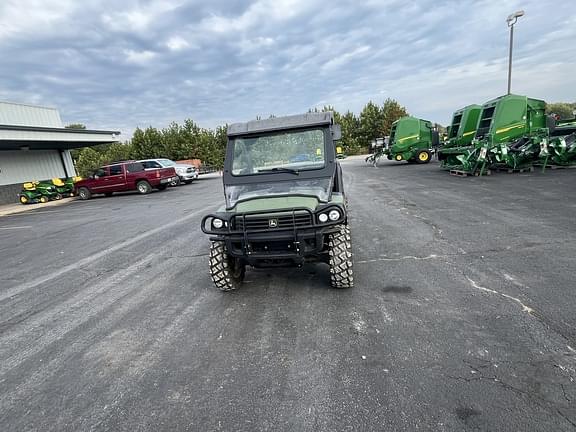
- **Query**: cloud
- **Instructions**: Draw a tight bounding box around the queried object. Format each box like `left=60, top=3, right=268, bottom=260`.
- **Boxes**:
left=0, top=0, right=574, bottom=135
left=166, top=35, right=190, bottom=51
left=124, top=49, right=157, bottom=64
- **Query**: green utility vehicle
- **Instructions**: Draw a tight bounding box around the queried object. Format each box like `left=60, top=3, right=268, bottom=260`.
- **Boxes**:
left=444, top=104, right=482, bottom=148
left=385, top=116, right=438, bottom=163
left=201, top=112, right=353, bottom=291
left=439, top=94, right=548, bottom=172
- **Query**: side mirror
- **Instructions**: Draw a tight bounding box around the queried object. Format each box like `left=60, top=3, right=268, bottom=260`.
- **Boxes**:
left=332, top=124, right=342, bottom=141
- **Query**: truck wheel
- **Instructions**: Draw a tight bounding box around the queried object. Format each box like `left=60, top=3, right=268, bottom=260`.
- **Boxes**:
left=416, top=150, right=431, bottom=164
left=137, top=180, right=152, bottom=194
left=328, top=225, right=354, bottom=289
left=209, top=241, right=245, bottom=291
left=78, top=187, right=92, bottom=200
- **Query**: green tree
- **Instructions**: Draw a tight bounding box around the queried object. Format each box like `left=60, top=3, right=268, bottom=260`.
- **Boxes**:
left=131, top=126, right=163, bottom=159
left=546, top=102, right=576, bottom=120
left=358, top=101, right=385, bottom=150
left=381, top=98, right=409, bottom=136
left=75, top=147, right=104, bottom=177
left=65, top=123, right=86, bottom=129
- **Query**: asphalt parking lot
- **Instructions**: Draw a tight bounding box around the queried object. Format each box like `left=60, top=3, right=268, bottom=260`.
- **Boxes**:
left=1, top=159, right=575, bottom=431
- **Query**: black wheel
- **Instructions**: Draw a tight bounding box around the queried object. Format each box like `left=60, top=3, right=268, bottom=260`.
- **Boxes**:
left=137, top=180, right=152, bottom=194
left=105, top=192, right=113, bottom=197
left=78, top=187, right=92, bottom=200
left=170, top=177, right=181, bottom=187
left=209, top=241, right=245, bottom=291
left=328, top=224, right=354, bottom=289
left=54, top=193, right=63, bottom=200
left=416, top=150, right=431, bottom=164
left=157, top=184, right=167, bottom=191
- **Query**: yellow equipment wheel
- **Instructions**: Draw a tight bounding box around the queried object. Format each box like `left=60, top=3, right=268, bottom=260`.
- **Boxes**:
left=39, top=196, right=49, bottom=203
left=19, top=195, right=29, bottom=204
left=416, top=150, right=432, bottom=164
left=395, top=154, right=403, bottom=161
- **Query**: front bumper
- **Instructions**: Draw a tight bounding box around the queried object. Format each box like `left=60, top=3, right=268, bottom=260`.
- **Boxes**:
left=201, top=205, right=346, bottom=264
left=178, top=171, right=198, bottom=181
left=160, top=176, right=178, bottom=184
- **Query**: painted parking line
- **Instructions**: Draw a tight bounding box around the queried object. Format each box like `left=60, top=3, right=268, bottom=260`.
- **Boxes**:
left=0, top=226, right=33, bottom=230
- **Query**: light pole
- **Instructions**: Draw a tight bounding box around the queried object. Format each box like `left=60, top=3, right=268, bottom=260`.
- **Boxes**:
left=506, top=10, right=525, bottom=95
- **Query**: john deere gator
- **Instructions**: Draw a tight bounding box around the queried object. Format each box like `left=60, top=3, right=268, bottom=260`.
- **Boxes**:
left=438, top=94, right=548, bottom=173
left=384, top=116, right=439, bottom=164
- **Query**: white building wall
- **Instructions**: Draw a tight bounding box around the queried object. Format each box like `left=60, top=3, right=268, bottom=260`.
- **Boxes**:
left=0, top=151, right=67, bottom=185
left=62, top=150, right=77, bottom=177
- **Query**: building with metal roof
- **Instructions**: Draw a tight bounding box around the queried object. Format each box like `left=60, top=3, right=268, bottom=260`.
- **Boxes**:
left=0, top=101, right=120, bottom=204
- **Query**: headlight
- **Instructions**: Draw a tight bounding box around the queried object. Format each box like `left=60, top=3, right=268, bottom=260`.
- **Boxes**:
left=212, top=218, right=224, bottom=229
left=318, top=213, right=328, bottom=223
left=328, top=209, right=340, bottom=221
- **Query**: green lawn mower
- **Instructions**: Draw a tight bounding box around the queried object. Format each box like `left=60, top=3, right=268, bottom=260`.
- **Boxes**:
left=18, top=181, right=62, bottom=205
left=49, top=177, right=78, bottom=197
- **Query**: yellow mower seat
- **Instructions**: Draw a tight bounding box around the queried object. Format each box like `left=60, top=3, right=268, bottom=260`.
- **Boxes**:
left=52, top=178, right=65, bottom=186
left=23, top=182, right=37, bottom=190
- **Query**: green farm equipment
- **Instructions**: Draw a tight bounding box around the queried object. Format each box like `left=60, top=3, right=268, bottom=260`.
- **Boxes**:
left=445, top=104, right=482, bottom=148
left=385, top=116, right=439, bottom=163
left=439, top=94, right=548, bottom=174
left=18, top=181, right=60, bottom=204
left=50, top=177, right=79, bottom=197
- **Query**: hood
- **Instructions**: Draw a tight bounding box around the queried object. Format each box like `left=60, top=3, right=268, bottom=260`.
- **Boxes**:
left=173, top=163, right=196, bottom=170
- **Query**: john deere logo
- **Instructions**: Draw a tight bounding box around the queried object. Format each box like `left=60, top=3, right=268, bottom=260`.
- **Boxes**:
left=269, top=219, right=278, bottom=228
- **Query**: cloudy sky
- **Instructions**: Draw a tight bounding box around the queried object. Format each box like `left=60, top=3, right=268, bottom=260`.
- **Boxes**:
left=1, top=0, right=575, bottom=137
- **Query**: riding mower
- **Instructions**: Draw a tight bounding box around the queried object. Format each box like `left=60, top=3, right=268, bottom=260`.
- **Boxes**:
left=49, top=177, right=79, bottom=197
left=18, top=181, right=61, bottom=204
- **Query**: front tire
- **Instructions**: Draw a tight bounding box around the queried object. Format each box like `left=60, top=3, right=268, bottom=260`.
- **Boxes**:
left=137, top=180, right=152, bottom=194
left=328, top=225, right=354, bottom=289
left=78, top=187, right=92, bottom=200
left=209, top=241, right=245, bottom=291
left=416, top=150, right=431, bottom=164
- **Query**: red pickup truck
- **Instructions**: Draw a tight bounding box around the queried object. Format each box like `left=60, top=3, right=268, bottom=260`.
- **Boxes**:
left=75, top=161, right=177, bottom=200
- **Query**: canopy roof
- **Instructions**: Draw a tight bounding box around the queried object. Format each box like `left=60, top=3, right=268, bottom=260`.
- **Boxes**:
left=0, top=124, right=120, bottom=150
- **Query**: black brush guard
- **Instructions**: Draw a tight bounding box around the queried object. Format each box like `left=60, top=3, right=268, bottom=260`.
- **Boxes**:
left=201, top=206, right=345, bottom=264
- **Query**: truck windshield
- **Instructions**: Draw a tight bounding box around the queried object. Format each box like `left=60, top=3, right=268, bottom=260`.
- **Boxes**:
left=159, top=159, right=176, bottom=167
left=231, top=129, right=325, bottom=176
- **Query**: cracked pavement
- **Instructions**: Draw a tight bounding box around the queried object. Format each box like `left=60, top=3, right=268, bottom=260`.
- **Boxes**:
left=0, top=159, right=575, bottom=431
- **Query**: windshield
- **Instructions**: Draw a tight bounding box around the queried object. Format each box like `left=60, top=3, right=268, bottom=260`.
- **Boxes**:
left=159, top=159, right=176, bottom=167
left=225, top=178, right=332, bottom=209
left=231, top=128, right=326, bottom=176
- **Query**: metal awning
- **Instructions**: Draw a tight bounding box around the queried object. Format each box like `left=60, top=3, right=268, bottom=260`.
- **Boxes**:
left=0, top=124, right=121, bottom=150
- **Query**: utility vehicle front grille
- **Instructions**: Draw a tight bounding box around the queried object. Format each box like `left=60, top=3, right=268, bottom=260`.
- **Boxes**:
left=234, top=212, right=312, bottom=231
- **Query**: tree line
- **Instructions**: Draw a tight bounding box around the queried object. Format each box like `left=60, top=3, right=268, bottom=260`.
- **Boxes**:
left=70, top=98, right=409, bottom=177
left=70, top=98, right=574, bottom=177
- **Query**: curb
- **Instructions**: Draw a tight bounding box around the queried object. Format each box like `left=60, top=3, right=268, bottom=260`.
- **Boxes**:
left=0, top=197, right=77, bottom=217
